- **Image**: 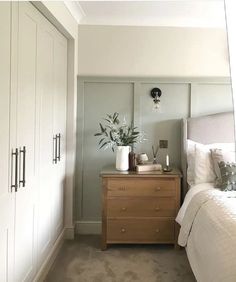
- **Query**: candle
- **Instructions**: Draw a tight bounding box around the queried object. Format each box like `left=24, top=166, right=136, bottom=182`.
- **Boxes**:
left=166, top=154, right=169, bottom=167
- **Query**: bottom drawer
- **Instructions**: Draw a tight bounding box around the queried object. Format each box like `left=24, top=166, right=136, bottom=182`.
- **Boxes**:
left=107, top=218, right=175, bottom=243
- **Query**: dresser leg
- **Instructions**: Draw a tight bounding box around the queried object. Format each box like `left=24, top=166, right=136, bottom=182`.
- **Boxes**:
left=101, top=233, right=107, bottom=251
left=101, top=241, right=107, bottom=251
left=174, top=242, right=180, bottom=250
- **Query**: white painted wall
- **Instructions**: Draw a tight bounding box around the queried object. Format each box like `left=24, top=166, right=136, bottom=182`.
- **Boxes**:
left=225, top=0, right=236, bottom=127
left=34, top=1, right=79, bottom=237
left=78, top=25, right=230, bottom=77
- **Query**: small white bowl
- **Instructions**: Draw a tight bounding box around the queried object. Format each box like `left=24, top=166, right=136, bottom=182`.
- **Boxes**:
left=137, top=153, right=148, bottom=164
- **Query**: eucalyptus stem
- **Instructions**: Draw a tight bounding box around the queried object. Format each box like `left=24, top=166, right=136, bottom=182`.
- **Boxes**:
left=94, top=112, right=146, bottom=152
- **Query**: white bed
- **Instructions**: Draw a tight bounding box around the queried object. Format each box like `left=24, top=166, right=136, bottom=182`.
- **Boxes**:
left=178, top=112, right=236, bottom=282
left=176, top=182, right=215, bottom=225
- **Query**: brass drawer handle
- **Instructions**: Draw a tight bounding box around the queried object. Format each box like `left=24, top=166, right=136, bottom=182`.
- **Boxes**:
left=156, top=229, right=160, bottom=233
left=155, top=187, right=161, bottom=191
left=121, top=207, right=127, bottom=211
left=155, top=207, right=160, bottom=211
left=121, top=228, right=126, bottom=233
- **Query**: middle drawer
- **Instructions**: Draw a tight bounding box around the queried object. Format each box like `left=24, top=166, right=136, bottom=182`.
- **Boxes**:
left=107, top=197, right=176, bottom=217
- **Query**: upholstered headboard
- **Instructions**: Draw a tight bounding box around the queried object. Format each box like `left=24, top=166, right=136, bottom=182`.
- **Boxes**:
left=181, top=112, right=235, bottom=196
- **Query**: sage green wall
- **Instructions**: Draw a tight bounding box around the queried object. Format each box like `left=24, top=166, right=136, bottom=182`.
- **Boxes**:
left=77, top=82, right=133, bottom=220
left=139, top=83, right=190, bottom=168
left=76, top=77, right=233, bottom=225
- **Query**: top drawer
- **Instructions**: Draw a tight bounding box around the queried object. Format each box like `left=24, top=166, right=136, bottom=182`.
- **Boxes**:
left=107, top=178, right=176, bottom=197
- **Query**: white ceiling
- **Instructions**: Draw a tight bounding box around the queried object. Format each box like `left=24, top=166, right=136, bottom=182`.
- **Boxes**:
left=65, top=0, right=226, bottom=28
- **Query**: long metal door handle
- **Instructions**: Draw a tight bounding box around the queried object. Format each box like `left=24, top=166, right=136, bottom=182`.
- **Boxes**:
left=57, top=133, right=61, bottom=162
left=11, top=148, right=18, bottom=192
left=19, top=146, right=26, bottom=187
left=53, top=135, right=57, bottom=164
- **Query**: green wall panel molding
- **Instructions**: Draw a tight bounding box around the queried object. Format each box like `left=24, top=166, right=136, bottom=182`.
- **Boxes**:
left=76, top=76, right=233, bottom=222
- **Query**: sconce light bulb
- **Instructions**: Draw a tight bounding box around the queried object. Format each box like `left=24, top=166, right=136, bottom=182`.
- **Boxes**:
left=153, top=98, right=161, bottom=110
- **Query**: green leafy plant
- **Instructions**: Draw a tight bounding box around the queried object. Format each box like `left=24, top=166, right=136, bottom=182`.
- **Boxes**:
left=94, top=112, right=146, bottom=152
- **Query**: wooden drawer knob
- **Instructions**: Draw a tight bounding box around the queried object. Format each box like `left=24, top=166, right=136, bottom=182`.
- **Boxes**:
left=156, top=229, right=160, bottom=233
left=121, top=207, right=127, bottom=211
left=155, top=207, right=160, bottom=211
left=121, top=228, right=126, bottom=233
left=155, top=187, right=161, bottom=191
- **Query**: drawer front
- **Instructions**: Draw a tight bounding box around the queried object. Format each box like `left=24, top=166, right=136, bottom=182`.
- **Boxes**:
left=107, top=218, right=175, bottom=243
left=107, top=178, right=176, bottom=197
left=107, top=197, right=176, bottom=217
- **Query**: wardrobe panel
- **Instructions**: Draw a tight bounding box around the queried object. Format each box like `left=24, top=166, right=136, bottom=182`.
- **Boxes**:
left=53, top=36, right=68, bottom=136
left=0, top=2, right=68, bottom=280
left=37, top=26, right=54, bottom=266
left=0, top=3, right=14, bottom=281
left=14, top=3, right=38, bottom=281
left=0, top=0, right=11, bottom=195
left=52, top=34, right=68, bottom=240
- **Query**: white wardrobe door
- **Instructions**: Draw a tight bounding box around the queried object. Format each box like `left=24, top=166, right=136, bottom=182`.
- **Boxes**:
left=52, top=33, right=68, bottom=241
left=0, top=3, right=14, bottom=282
left=36, top=25, right=54, bottom=266
left=14, top=3, right=38, bottom=281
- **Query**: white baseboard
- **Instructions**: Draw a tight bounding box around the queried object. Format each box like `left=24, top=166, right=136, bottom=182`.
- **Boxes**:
left=33, top=222, right=100, bottom=281
left=64, top=225, right=75, bottom=239
left=76, top=221, right=101, bottom=234
left=33, top=229, right=65, bottom=282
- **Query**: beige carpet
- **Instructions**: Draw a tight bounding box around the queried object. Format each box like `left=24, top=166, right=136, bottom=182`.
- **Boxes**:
left=45, top=235, right=195, bottom=282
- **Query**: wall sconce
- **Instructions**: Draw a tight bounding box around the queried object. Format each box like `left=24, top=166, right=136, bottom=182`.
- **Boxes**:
left=151, top=88, right=162, bottom=111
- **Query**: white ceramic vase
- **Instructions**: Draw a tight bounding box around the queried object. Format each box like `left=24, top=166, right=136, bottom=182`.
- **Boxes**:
left=116, top=146, right=130, bottom=171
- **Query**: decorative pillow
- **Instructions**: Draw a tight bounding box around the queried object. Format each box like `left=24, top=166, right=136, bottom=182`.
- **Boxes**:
left=210, top=149, right=235, bottom=186
left=218, top=162, right=236, bottom=191
left=194, top=143, right=216, bottom=184
left=186, top=140, right=235, bottom=187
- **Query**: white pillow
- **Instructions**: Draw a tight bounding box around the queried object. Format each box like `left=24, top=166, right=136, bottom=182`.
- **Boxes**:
left=186, top=140, right=235, bottom=186
left=194, top=143, right=216, bottom=184
left=211, top=143, right=235, bottom=151
left=186, top=140, right=196, bottom=186
left=187, top=140, right=218, bottom=186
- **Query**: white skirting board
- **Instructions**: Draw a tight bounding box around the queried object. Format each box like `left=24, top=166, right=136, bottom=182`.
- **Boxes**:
left=64, top=225, right=76, bottom=239
left=33, top=226, right=75, bottom=282
left=76, top=221, right=102, bottom=234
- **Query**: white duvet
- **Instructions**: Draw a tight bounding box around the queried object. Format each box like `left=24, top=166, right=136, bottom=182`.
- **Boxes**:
left=177, top=188, right=236, bottom=282
left=176, top=182, right=215, bottom=225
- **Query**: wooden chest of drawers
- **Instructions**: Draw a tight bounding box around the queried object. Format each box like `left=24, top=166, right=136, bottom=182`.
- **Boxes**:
left=100, top=168, right=181, bottom=250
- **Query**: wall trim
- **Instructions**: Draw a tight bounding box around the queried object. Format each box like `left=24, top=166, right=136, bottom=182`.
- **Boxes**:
left=33, top=229, right=65, bottom=282
left=76, top=76, right=232, bottom=222
left=78, top=76, right=231, bottom=84
left=76, top=221, right=102, bottom=235
left=64, top=225, right=76, bottom=239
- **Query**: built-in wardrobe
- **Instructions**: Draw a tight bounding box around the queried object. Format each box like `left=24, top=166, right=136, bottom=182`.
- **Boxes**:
left=0, top=2, right=67, bottom=281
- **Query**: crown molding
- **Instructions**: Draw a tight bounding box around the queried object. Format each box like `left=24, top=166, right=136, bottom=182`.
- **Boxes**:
left=64, top=1, right=85, bottom=24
